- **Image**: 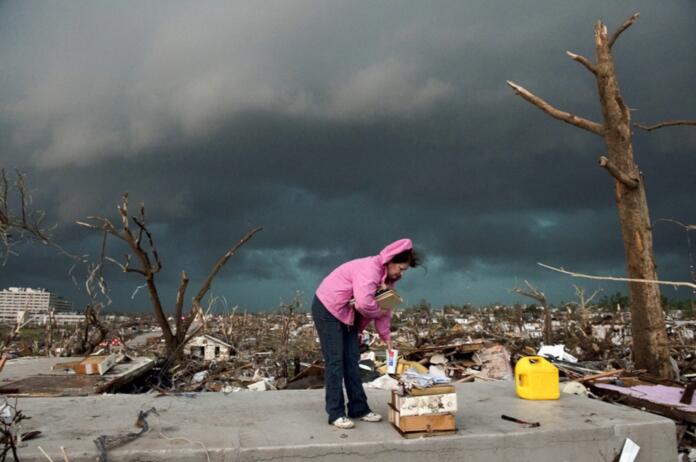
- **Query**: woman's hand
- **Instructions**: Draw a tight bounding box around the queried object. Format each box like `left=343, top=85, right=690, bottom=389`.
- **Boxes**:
left=386, top=340, right=393, bottom=351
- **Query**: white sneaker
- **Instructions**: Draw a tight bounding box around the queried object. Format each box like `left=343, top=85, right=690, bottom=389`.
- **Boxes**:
left=359, top=412, right=382, bottom=422
left=331, top=417, right=355, bottom=429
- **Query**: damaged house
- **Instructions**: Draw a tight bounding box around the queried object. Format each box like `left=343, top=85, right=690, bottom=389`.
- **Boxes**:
left=184, top=334, right=235, bottom=361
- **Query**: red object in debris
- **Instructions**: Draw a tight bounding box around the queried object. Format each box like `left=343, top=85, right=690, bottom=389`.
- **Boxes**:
left=111, top=338, right=123, bottom=346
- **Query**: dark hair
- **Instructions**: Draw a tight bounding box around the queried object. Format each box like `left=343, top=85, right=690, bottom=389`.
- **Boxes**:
left=390, top=249, right=423, bottom=268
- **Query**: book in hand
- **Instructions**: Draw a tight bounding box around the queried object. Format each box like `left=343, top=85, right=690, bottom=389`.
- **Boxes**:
left=348, top=288, right=404, bottom=311
left=375, top=288, right=403, bottom=311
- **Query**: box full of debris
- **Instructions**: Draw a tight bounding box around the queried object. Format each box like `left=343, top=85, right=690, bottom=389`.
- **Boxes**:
left=389, top=370, right=458, bottom=438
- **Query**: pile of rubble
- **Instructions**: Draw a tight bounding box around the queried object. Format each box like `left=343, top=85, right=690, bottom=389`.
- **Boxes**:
left=109, top=302, right=696, bottom=394
left=2, top=300, right=696, bottom=456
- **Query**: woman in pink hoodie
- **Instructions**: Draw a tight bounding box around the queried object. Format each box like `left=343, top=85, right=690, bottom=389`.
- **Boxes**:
left=313, top=238, right=421, bottom=429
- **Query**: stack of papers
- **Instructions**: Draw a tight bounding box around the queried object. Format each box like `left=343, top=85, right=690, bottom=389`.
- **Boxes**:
left=400, top=368, right=452, bottom=390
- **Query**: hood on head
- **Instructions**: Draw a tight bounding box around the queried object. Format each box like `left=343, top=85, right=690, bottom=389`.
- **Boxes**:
left=378, top=238, right=413, bottom=265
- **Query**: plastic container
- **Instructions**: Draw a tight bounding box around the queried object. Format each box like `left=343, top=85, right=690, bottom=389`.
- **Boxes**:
left=386, top=349, right=399, bottom=374
left=515, top=356, right=560, bottom=400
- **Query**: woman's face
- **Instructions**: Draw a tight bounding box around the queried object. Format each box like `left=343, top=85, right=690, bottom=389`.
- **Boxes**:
left=387, top=262, right=410, bottom=282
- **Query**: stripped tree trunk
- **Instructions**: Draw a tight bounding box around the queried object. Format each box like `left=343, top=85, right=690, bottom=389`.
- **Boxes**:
left=593, top=18, right=671, bottom=378
left=508, top=13, right=672, bottom=378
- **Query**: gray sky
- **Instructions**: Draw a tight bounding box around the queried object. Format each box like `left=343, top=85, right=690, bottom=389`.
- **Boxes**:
left=1, top=1, right=695, bottom=312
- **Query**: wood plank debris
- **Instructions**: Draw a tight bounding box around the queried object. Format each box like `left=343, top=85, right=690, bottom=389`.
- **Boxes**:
left=0, top=355, right=155, bottom=397
left=589, top=381, right=696, bottom=424
left=62, top=354, right=119, bottom=375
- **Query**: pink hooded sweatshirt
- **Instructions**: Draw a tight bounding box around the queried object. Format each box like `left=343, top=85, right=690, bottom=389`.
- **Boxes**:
left=315, top=238, right=412, bottom=342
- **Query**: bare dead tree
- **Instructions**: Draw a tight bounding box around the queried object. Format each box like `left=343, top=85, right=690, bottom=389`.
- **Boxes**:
left=0, top=169, right=52, bottom=263
left=573, top=285, right=601, bottom=333
left=634, top=120, right=696, bottom=131
left=276, top=291, right=303, bottom=378
left=513, top=280, right=552, bottom=344
left=77, top=193, right=262, bottom=364
left=507, top=13, right=674, bottom=378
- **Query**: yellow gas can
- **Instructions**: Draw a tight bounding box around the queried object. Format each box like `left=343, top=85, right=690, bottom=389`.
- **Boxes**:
left=515, top=356, right=560, bottom=400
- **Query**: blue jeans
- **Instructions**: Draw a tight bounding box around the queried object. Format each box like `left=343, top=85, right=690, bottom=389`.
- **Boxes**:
left=312, top=295, right=371, bottom=423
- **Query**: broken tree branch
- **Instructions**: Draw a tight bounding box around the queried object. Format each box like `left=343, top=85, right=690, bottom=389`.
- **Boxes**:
left=566, top=51, right=597, bottom=75
left=512, top=280, right=547, bottom=304
left=104, top=255, right=145, bottom=275
left=573, top=285, right=601, bottom=307
left=38, top=446, right=54, bottom=462
left=538, top=262, right=696, bottom=290
left=654, top=218, right=696, bottom=231
left=94, top=408, right=158, bottom=462
left=132, top=209, right=161, bottom=273
left=180, top=226, right=264, bottom=344
left=174, top=271, right=189, bottom=336
left=0, top=169, right=57, bottom=262
left=634, top=120, right=696, bottom=131
left=598, top=156, right=639, bottom=188
left=608, top=13, right=639, bottom=49
left=576, top=369, right=624, bottom=383
left=192, top=226, right=264, bottom=306
left=506, top=81, right=604, bottom=135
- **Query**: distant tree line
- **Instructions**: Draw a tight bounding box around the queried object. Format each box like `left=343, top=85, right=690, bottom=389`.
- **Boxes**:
left=595, top=292, right=693, bottom=315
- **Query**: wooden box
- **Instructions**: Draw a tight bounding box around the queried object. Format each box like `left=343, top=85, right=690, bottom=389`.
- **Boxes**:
left=388, top=404, right=457, bottom=438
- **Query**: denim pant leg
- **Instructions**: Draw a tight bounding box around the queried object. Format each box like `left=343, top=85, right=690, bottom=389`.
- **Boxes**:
left=344, top=313, right=371, bottom=418
left=312, top=296, right=346, bottom=423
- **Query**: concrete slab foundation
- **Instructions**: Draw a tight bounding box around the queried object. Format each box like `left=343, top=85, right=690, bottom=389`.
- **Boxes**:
left=6, top=382, right=676, bottom=461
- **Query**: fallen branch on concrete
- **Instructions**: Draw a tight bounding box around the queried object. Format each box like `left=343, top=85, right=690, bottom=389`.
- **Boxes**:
left=37, top=446, right=54, bottom=462
left=94, top=407, right=158, bottom=462
left=153, top=413, right=211, bottom=462
left=501, top=414, right=540, bottom=428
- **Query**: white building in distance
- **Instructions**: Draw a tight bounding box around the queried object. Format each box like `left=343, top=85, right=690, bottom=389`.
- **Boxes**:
left=0, top=287, right=76, bottom=326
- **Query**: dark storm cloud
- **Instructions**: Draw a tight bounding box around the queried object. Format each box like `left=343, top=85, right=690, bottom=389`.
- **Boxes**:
left=1, top=1, right=695, bottom=310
